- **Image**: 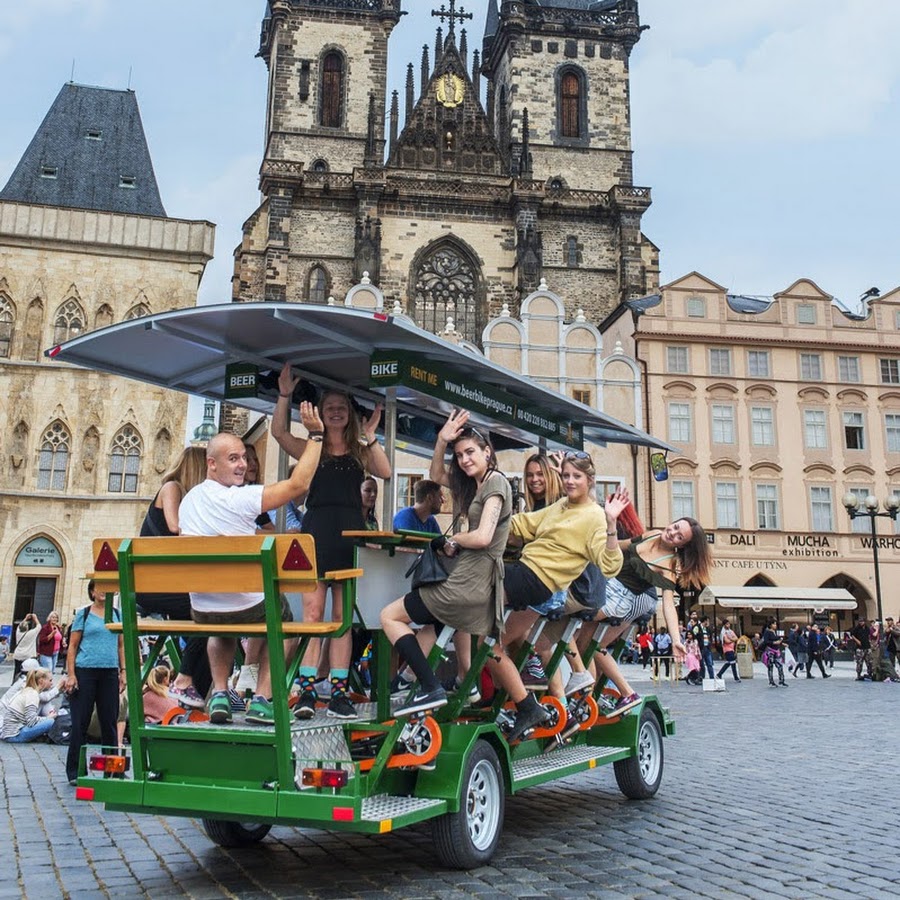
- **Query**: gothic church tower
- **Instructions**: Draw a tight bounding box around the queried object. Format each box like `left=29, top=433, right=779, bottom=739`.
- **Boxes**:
left=234, top=0, right=658, bottom=337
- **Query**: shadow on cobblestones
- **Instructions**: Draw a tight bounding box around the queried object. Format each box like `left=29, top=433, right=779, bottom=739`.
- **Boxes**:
left=1, top=663, right=897, bottom=898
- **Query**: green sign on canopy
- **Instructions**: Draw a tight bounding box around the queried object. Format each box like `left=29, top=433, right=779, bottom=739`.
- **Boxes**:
left=370, top=351, right=583, bottom=449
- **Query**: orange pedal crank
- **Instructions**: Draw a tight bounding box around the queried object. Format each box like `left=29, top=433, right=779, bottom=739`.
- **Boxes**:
left=358, top=715, right=442, bottom=771
left=160, top=707, right=187, bottom=726
left=529, top=696, right=567, bottom=740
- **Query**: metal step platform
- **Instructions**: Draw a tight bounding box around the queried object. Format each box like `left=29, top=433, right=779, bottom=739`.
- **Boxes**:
left=512, top=744, right=623, bottom=789
left=360, top=793, right=446, bottom=822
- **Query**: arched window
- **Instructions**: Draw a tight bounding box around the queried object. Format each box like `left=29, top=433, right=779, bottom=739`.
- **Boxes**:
left=125, top=303, right=151, bottom=320
left=566, top=236, right=579, bottom=268
left=311, top=159, right=329, bottom=173
left=320, top=52, right=344, bottom=128
left=37, top=421, right=69, bottom=491
left=411, top=242, right=482, bottom=343
left=95, top=304, right=113, bottom=330
left=559, top=68, right=585, bottom=140
left=307, top=267, right=329, bottom=304
left=53, top=298, right=85, bottom=345
left=0, top=295, right=14, bottom=358
left=108, top=425, right=142, bottom=493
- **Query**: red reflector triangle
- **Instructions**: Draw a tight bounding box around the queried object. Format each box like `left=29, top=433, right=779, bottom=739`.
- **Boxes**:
left=95, top=542, right=119, bottom=571
left=283, top=539, right=313, bottom=571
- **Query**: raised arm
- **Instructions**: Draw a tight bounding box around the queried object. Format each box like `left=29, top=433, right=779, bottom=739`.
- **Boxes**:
left=262, top=402, right=325, bottom=512
left=360, top=401, right=392, bottom=479
left=271, top=363, right=307, bottom=458
left=429, top=408, right=470, bottom=486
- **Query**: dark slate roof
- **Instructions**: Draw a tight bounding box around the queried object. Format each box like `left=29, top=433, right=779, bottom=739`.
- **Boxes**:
left=0, top=83, right=166, bottom=216
left=484, top=0, right=499, bottom=41
left=625, top=293, right=663, bottom=313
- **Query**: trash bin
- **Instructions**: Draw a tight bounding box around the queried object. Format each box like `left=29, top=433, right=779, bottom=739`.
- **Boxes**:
left=736, top=636, right=754, bottom=679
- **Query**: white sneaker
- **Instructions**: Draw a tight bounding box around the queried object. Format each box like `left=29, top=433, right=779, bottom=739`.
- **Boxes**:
left=234, top=664, right=259, bottom=694
left=564, top=670, right=596, bottom=696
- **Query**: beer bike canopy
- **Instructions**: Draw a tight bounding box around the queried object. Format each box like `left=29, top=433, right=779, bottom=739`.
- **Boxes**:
left=47, top=301, right=676, bottom=453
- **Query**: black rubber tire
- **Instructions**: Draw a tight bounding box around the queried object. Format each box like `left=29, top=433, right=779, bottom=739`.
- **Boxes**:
left=432, top=740, right=505, bottom=869
left=613, top=708, right=664, bottom=800
left=201, top=819, right=272, bottom=848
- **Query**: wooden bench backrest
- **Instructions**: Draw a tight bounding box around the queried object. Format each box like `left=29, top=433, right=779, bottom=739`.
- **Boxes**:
left=90, top=535, right=319, bottom=595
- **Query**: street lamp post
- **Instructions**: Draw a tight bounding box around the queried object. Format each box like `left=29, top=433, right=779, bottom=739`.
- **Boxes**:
left=842, top=493, right=900, bottom=625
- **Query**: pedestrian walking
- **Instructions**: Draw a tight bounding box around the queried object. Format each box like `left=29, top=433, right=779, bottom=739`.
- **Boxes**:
left=716, top=620, right=741, bottom=682
left=654, top=626, right=673, bottom=678
left=850, top=619, right=875, bottom=680
left=805, top=625, right=830, bottom=678
left=691, top=615, right=715, bottom=680
left=760, top=619, right=787, bottom=687
left=638, top=626, right=654, bottom=669
left=886, top=618, right=900, bottom=677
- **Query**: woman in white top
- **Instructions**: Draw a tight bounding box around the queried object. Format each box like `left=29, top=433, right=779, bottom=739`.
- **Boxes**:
left=0, top=668, right=57, bottom=743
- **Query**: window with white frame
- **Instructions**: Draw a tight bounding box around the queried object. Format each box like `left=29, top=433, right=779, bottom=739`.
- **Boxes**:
left=843, top=411, right=865, bottom=450
left=837, top=355, right=861, bottom=383
left=797, top=304, right=817, bottom=325
left=846, top=487, right=872, bottom=534
left=800, top=353, right=823, bottom=381
left=686, top=296, right=706, bottom=317
left=803, top=409, right=828, bottom=449
left=747, top=350, right=770, bottom=378
left=755, top=483, right=780, bottom=530
left=715, top=482, right=739, bottom=529
left=885, top=414, right=900, bottom=453
left=709, top=348, right=732, bottom=376
left=711, top=404, right=735, bottom=444
left=396, top=473, right=423, bottom=509
left=596, top=479, right=623, bottom=502
left=666, top=346, right=689, bottom=374
left=751, top=406, right=775, bottom=446
left=880, top=358, right=900, bottom=384
left=671, top=480, right=695, bottom=520
left=809, top=485, right=834, bottom=531
left=668, top=402, right=692, bottom=443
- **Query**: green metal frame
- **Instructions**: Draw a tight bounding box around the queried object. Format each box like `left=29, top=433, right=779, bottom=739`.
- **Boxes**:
left=80, top=535, right=671, bottom=836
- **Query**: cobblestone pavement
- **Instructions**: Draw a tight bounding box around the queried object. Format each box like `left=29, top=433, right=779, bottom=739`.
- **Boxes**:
left=1, top=661, right=898, bottom=899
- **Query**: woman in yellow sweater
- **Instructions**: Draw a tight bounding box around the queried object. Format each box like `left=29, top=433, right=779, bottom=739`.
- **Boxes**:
left=495, top=451, right=628, bottom=742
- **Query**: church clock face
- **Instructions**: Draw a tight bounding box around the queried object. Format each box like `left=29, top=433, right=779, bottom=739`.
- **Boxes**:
left=436, top=72, right=465, bottom=108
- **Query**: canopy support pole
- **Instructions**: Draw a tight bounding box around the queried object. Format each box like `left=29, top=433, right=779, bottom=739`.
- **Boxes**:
left=382, top=387, right=397, bottom=528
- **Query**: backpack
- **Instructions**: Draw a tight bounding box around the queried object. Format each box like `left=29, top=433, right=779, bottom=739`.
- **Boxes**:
left=47, top=700, right=72, bottom=746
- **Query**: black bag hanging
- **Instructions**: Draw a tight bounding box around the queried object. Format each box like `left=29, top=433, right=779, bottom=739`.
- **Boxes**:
left=405, top=541, right=450, bottom=591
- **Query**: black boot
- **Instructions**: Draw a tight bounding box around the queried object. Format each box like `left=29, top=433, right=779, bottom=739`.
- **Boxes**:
left=506, top=694, right=551, bottom=743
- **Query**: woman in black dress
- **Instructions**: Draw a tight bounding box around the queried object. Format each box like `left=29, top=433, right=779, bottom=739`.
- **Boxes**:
left=273, top=364, right=391, bottom=719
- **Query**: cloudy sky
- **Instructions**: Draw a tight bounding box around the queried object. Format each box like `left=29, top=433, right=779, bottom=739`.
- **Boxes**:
left=1, top=0, right=897, bottom=316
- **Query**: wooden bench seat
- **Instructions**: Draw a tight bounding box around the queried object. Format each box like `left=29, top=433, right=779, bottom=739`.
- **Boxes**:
left=89, top=536, right=361, bottom=638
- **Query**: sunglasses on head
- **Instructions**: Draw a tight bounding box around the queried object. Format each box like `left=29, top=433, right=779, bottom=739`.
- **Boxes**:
left=564, top=450, right=590, bottom=460
left=457, top=426, right=487, bottom=443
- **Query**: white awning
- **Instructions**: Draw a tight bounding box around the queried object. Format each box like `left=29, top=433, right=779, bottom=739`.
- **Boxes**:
left=698, top=586, right=857, bottom=611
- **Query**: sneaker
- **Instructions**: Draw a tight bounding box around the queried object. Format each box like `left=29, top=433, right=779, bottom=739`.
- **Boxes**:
left=779, top=681, right=788, bottom=687
left=394, top=686, right=447, bottom=718
left=293, top=691, right=318, bottom=720
left=390, top=673, right=416, bottom=698
left=234, top=664, right=259, bottom=694
left=245, top=696, right=275, bottom=726
left=769, top=682, right=778, bottom=688
left=327, top=694, right=359, bottom=720
left=442, top=676, right=481, bottom=704
left=564, top=670, right=595, bottom=696
left=169, top=684, right=205, bottom=710
left=207, top=691, right=233, bottom=725
left=522, top=668, right=548, bottom=690
left=506, top=696, right=552, bottom=743
left=823, top=674, right=832, bottom=679
left=611, top=693, right=642, bottom=716
left=227, top=689, right=246, bottom=712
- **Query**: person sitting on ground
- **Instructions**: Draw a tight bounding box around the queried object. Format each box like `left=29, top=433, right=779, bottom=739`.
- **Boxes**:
left=142, top=666, right=180, bottom=724
left=577, top=516, right=710, bottom=715
left=0, top=658, right=64, bottom=731
left=178, top=405, right=324, bottom=727
left=0, top=668, right=58, bottom=743
left=380, top=410, right=512, bottom=718
left=392, top=479, right=443, bottom=534
left=498, top=450, right=628, bottom=742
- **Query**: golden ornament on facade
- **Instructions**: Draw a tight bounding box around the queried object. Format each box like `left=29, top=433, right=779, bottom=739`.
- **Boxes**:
left=436, top=72, right=465, bottom=108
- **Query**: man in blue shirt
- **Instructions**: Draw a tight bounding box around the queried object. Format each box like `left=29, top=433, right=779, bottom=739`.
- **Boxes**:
left=392, top=479, right=443, bottom=534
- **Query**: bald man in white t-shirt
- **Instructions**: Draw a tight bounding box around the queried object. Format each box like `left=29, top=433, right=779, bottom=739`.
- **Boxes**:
left=179, top=401, right=324, bottom=725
